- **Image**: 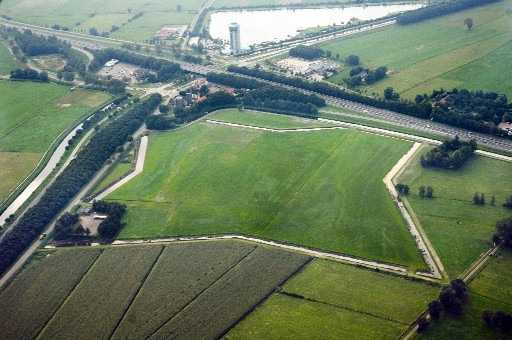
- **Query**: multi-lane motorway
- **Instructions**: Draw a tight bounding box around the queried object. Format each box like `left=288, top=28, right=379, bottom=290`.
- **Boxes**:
left=2, top=18, right=512, bottom=153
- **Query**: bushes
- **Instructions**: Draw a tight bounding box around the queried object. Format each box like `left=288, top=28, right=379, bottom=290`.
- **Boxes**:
left=0, top=94, right=162, bottom=276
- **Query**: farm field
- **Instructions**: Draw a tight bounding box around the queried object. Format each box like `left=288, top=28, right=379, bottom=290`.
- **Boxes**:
left=208, top=109, right=334, bottom=129
left=213, top=0, right=354, bottom=8
left=397, top=148, right=512, bottom=278
left=107, top=114, right=426, bottom=270
left=0, top=80, right=110, bottom=202
left=0, top=241, right=309, bottom=339
left=0, top=41, right=18, bottom=75
left=323, top=0, right=512, bottom=99
left=417, top=249, right=512, bottom=339
left=0, top=0, right=205, bottom=43
left=227, top=258, right=439, bottom=339
left=0, top=249, right=101, bottom=340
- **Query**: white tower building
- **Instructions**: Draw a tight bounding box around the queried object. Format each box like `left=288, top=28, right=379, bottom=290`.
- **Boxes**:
left=229, top=23, right=241, bottom=55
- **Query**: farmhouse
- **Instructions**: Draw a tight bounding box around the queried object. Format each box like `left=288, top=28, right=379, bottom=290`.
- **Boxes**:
left=104, top=59, right=119, bottom=67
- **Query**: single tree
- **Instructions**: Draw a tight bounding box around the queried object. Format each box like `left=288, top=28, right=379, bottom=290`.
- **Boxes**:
left=464, top=18, right=473, bottom=30
left=491, top=194, right=495, bottom=205
left=419, top=186, right=426, bottom=198
left=416, top=316, right=429, bottom=332
left=428, top=300, right=443, bottom=319
left=426, top=186, right=434, bottom=198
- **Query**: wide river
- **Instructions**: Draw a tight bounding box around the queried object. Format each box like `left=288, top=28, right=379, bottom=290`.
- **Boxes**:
left=209, top=3, right=423, bottom=46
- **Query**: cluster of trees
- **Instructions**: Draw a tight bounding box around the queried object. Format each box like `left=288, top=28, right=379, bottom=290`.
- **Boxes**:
left=83, top=75, right=126, bottom=94
left=395, top=183, right=410, bottom=195
left=504, top=196, right=512, bottom=209
left=226, top=66, right=433, bottom=119
left=146, top=115, right=183, bottom=130
left=397, top=0, right=500, bottom=25
left=345, top=66, right=387, bottom=87
left=54, top=212, right=89, bottom=240
left=10, top=68, right=48, bottom=82
left=345, top=54, right=359, bottom=66
left=0, top=94, right=162, bottom=276
left=472, top=192, right=493, bottom=205
left=425, top=88, right=511, bottom=137
left=495, top=216, right=512, bottom=247
left=243, top=85, right=325, bottom=108
left=482, top=310, right=512, bottom=333
left=93, top=200, right=127, bottom=238
left=289, top=45, right=324, bottom=60
left=206, top=72, right=264, bottom=90
left=51, top=24, right=71, bottom=31
left=175, top=91, right=237, bottom=121
left=5, top=27, right=87, bottom=76
left=420, top=136, right=477, bottom=170
left=419, top=186, right=434, bottom=198
left=90, top=48, right=184, bottom=83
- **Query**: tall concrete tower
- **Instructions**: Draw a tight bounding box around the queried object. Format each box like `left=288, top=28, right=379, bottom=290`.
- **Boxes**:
left=229, top=22, right=241, bottom=54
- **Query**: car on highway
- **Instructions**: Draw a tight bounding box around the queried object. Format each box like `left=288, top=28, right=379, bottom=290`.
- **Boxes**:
left=39, top=233, right=47, bottom=240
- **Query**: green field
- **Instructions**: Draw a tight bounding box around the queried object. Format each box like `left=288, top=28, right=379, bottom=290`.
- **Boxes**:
left=107, top=112, right=426, bottom=269
left=0, top=0, right=205, bottom=42
left=0, top=41, right=18, bottom=75
left=92, top=159, right=132, bottom=194
left=417, top=249, right=512, bottom=339
left=213, top=0, right=354, bottom=7
left=398, top=148, right=512, bottom=278
left=228, top=258, right=439, bottom=339
left=322, top=0, right=512, bottom=99
left=0, top=80, right=110, bottom=203
left=208, top=109, right=334, bottom=129
left=0, top=241, right=309, bottom=339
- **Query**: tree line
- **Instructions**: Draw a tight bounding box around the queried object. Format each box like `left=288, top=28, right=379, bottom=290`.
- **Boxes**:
left=289, top=45, right=324, bottom=60
left=10, top=68, right=48, bottom=82
left=93, top=200, right=127, bottom=239
left=397, top=0, right=500, bottom=25
left=0, top=94, right=162, bottom=276
left=420, top=136, right=477, bottom=170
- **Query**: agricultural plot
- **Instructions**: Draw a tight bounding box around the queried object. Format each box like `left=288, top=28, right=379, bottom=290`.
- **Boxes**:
left=0, top=249, right=101, bottom=340
left=208, top=109, right=334, bottom=129
left=0, top=0, right=205, bottom=43
left=418, top=249, right=512, bottom=339
left=0, top=241, right=309, bottom=339
left=213, top=0, right=353, bottom=8
left=150, top=246, right=310, bottom=339
left=0, top=41, right=18, bottom=75
left=0, top=80, right=110, bottom=202
left=112, top=241, right=256, bottom=339
left=322, top=0, right=512, bottom=99
left=227, top=258, right=439, bottom=339
left=397, top=149, right=512, bottom=278
left=108, top=117, right=426, bottom=270
left=39, top=246, right=163, bottom=340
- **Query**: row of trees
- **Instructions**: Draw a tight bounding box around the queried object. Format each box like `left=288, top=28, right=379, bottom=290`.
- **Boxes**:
left=420, top=136, right=477, bottom=170
left=0, top=94, right=162, bottom=276
left=226, top=65, right=434, bottom=119
left=397, top=0, right=500, bottom=25
left=345, top=66, right=387, bottom=87
left=10, top=68, right=48, bottom=82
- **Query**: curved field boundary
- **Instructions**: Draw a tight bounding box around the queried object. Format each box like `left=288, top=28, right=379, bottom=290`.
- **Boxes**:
left=112, top=235, right=408, bottom=273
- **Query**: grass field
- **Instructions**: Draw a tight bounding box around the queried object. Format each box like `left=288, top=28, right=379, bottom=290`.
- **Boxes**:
left=31, top=55, right=67, bottom=72
left=0, top=241, right=309, bottom=339
left=0, top=249, right=101, bottom=340
left=213, top=0, right=355, bottom=7
left=397, top=148, right=512, bottom=278
left=322, top=0, right=512, bottom=99
left=208, top=109, right=334, bottom=129
left=0, top=41, right=18, bottom=75
left=0, top=80, right=110, bottom=203
left=228, top=258, right=439, bottom=339
left=107, top=113, right=426, bottom=269
left=0, top=0, right=205, bottom=42
left=417, top=249, right=512, bottom=339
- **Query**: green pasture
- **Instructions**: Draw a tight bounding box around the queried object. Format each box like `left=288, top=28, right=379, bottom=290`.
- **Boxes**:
left=284, top=259, right=439, bottom=324
left=208, top=109, right=333, bottom=129
left=398, top=149, right=512, bottom=278
left=417, top=249, right=512, bottom=339
left=92, top=161, right=131, bottom=195
left=227, top=291, right=407, bottom=339
left=0, top=80, right=110, bottom=203
left=213, top=0, right=354, bottom=8
left=0, top=0, right=204, bottom=42
left=323, top=0, right=512, bottom=99
left=108, top=112, right=425, bottom=269
left=0, top=41, right=18, bottom=75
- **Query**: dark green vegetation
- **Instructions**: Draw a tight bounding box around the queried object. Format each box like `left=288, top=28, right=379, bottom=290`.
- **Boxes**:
left=10, top=67, right=49, bottom=81
left=322, top=0, right=512, bottom=99
left=0, top=79, right=110, bottom=203
left=108, top=112, right=426, bottom=269
left=227, top=259, right=440, bottom=339
left=398, top=149, right=512, bottom=277
left=418, top=249, right=512, bottom=338
left=420, top=136, right=477, bottom=170
left=0, top=241, right=309, bottom=339
left=289, top=45, right=324, bottom=60
left=0, top=94, right=161, bottom=277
